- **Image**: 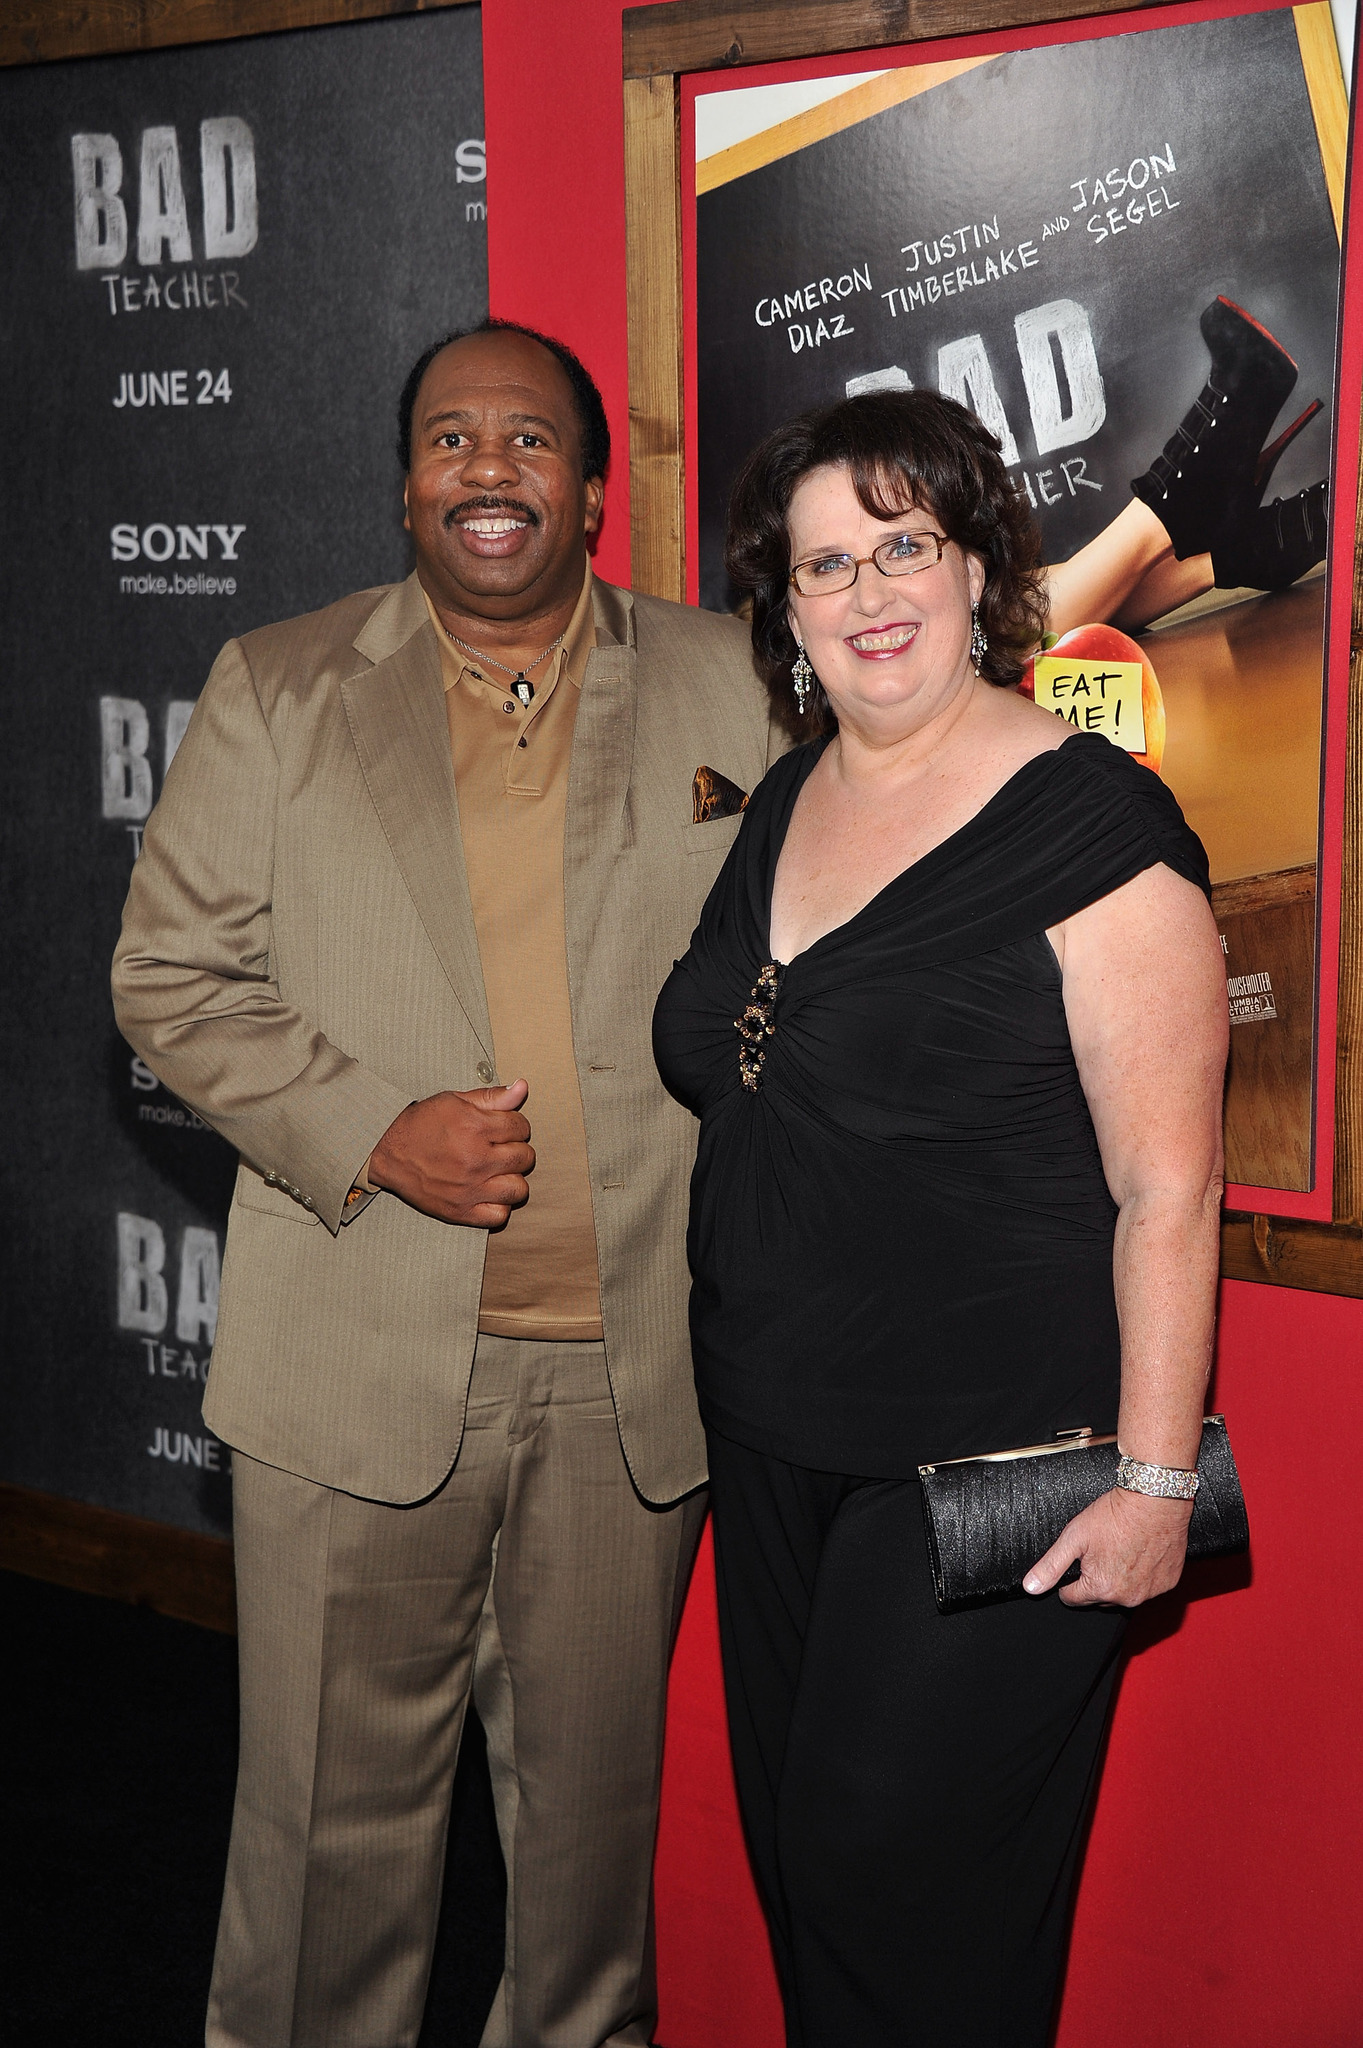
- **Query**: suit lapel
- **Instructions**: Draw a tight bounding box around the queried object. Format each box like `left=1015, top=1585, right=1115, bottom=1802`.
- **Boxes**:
left=564, top=581, right=638, bottom=987
left=342, top=579, right=493, bottom=1060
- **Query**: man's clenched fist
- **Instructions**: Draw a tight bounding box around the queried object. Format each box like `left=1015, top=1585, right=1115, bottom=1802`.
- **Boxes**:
left=369, top=1081, right=534, bottom=1227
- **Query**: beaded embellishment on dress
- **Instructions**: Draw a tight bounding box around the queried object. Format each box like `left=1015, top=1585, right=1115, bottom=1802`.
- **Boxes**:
left=736, top=963, right=782, bottom=1091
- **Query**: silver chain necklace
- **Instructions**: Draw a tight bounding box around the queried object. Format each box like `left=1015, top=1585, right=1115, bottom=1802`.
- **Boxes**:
left=442, top=623, right=566, bottom=706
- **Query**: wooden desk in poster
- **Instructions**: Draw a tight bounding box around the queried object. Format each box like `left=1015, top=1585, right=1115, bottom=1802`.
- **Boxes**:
left=1148, top=578, right=1324, bottom=1191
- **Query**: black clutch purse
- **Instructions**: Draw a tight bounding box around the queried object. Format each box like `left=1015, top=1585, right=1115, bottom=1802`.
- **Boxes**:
left=918, top=1415, right=1249, bottom=1612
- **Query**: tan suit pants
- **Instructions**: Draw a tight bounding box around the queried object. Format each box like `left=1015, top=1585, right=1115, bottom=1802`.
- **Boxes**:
left=207, top=1336, right=706, bottom=2048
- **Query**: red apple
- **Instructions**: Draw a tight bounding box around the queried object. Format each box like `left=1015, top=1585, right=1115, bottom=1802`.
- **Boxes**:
left=1018, top=623, right=1165, bottom=774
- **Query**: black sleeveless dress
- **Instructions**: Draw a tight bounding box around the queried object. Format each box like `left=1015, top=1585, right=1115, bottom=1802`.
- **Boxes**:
left=652, top=731, right=1211, bottom=1479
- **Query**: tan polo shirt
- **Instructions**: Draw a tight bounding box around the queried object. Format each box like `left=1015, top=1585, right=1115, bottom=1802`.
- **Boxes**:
left=421, top=568, right=603, bottom=1341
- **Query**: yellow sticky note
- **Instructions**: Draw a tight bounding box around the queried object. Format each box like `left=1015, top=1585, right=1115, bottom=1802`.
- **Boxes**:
left=1033, top=655, right=1146, bottom=754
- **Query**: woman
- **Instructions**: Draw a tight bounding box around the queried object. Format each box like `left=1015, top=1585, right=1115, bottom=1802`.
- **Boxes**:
left=652, top=391, right=1228, bottom=2047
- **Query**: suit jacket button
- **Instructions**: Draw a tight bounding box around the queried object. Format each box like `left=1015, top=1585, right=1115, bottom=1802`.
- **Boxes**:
left=477, top=1061, right=494, bottom=1083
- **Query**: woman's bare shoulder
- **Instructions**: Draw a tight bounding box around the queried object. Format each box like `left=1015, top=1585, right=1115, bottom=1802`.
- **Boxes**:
left=966, top=679, right=1068, bottom=784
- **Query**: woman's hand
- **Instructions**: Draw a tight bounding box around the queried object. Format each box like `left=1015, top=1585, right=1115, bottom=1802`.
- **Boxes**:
left=1024, top=1487, right=1193, bottom=1607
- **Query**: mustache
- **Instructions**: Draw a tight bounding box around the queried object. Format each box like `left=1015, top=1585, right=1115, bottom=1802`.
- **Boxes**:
left=445, top=495, right=540, bottom=530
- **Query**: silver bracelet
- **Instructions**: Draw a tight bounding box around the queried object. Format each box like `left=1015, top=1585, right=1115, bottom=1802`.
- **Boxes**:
left=1116, top=1453, right=1200, bottom=1501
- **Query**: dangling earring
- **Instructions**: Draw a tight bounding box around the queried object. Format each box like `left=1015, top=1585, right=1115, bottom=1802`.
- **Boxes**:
left=792, top=644, right=816, bottom=715
left=970, top=602, right=988, bottom=677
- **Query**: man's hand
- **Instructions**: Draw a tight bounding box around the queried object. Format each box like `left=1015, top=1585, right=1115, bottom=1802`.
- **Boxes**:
left=368, top=1081, right=534, bottom=1227
left=1023, top=1487, right=1193, bottom=1608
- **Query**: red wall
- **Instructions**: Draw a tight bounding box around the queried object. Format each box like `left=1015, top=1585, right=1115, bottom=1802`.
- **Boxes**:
left=482, top=8, right=1363, bottom=2039
left=482, top=0, right=638, bottom=588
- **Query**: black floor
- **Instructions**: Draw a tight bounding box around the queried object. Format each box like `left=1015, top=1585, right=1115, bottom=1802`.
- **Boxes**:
left=1, top=1569, right=506, bottom=2047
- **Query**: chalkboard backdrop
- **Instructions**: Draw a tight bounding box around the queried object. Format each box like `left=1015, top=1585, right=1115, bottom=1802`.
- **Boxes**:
left=0, top=9, right=487, bottom=1536
left=696, top=8, right=1340, bottom=608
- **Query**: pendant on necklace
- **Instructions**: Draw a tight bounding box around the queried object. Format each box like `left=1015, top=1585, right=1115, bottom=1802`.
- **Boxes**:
left=514, top=677, right=534, bottom=707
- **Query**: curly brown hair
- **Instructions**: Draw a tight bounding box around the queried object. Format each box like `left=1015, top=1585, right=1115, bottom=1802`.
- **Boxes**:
left=724, top=389, right=1049, bottom=736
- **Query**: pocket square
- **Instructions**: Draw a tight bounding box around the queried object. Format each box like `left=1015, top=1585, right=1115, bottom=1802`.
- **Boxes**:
left=693, top=765, right=750, bottom=824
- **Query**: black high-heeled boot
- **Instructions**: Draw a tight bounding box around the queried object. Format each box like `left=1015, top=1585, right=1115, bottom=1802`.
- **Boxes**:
left=1212, top=479, right=1329, bottom=592
left=1130, top=297, right=1299, bottom=558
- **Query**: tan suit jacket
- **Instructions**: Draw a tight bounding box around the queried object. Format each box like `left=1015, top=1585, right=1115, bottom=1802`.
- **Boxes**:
left=112, top=572, right=781, bottom=1505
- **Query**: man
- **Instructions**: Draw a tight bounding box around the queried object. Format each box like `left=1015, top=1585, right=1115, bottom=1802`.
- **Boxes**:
left=112, top=321, right=780, bottom=2048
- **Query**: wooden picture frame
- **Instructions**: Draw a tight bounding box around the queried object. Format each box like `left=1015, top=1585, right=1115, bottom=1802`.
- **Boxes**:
left=624, top=0, right=1363, bottom=1297
left=0, top=0, right=472, bottom=70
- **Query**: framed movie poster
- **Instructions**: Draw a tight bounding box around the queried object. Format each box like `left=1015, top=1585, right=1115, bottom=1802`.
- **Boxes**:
left=624, top=0, right=1363, bottom=1292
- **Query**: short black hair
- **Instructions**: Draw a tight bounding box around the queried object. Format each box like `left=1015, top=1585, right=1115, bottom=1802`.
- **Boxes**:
left=725, top=389, right=1048, bottom=734
left=396, top=319, right=611, bottom=480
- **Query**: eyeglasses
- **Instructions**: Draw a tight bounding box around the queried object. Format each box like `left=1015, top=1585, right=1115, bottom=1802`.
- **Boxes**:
left=789, top=530, right=948, bottom=598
